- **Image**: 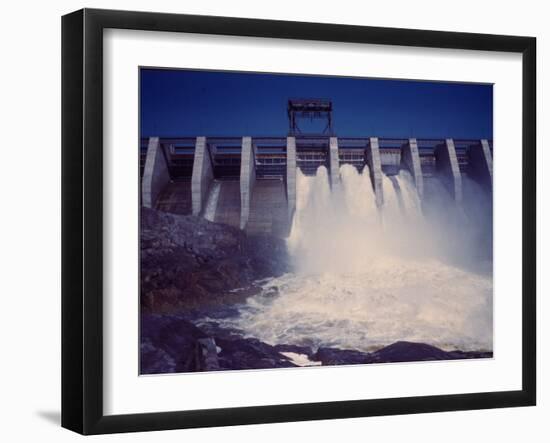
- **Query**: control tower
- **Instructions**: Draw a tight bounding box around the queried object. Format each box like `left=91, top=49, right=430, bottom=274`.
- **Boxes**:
left=287, top=98, right=334, bottom=135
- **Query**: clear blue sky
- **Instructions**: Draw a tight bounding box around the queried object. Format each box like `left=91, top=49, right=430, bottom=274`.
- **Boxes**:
left=140, top=68, right=493, bottom=139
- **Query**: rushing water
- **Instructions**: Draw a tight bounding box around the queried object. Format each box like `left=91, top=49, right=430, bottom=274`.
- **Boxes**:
left=208, top=165, right=493, bottom=353
left=203, top=181, right=221, bottom=222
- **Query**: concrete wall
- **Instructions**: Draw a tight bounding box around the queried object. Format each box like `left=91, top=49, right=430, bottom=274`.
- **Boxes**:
left=214, top=181, right=241, bottom=228
left=191, top=136, right=213, bottom=215
left=435, top=138, right=463, bottom=203
left=246, top=179, right=289, bottom=237
left=468, top=139, right=493, bottom=191
left=366, top=137, right=384, bottom=207
left=286, top=136, right=297, bottom=224
left=239, top=136, right=255, bottom=229
left=142, top=137, right=170, bottom=208
left=155, top=181, right=192, bottom=215
left=400, top=138, right=424, bottom=199
left=328, top=137, right=340, bottom=189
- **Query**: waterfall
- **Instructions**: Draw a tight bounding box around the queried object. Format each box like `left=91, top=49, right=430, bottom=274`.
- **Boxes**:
left=203, top=181, right=221, bottom=222
left=212, top=164, right=493, bottom=354
left=288, top=165, right=429, bottom=273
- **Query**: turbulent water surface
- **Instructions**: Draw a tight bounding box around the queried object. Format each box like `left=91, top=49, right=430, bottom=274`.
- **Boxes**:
left=202, top=164, right=493, bottom=353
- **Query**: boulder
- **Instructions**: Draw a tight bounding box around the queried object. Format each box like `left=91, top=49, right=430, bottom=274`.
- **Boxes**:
left=364, top=341, right=493, bottom=363
left=140, top=313, right=298, bottom=373
left=216, top=337, right=297, bottom=370
left=140, top=314, right=208, bottom=374
left=140, top=314, right=493, bottom=374
left=140, top=208, right=289, bottom=313
left=313, top=347, right=370, bottom=365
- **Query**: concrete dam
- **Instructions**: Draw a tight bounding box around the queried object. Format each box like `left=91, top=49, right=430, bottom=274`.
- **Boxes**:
left=139, top=99, right=494, bottom=359
left=140, top=134, right=493, bottom=236
left=141, top=98, right=492, bottom=237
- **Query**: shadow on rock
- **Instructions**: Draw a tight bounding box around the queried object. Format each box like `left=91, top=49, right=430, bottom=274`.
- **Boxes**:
left=140, top=314, right=296, bottom=374
left=140, top=208, right=289, bottom=314
left=141, top=314, right=492, bottom=374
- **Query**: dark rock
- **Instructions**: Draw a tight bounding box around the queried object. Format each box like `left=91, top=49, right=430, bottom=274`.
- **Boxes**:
left=141, top=312, right=492, bottom=374
left=312, top=342, right=491, bottom=366
left=196, top=338, right=220, bottom=371
left=366, top=341, right=451, bottom=363
left=141, top=313, right=298, bottom=373
left=447, top=350, right=493, bottom=360
left=364, top=341, right=493, bottom=363
left=313, top=347, right=370, bottom=365
left=192, top=320, right=244, bottom=341
left=140, top=339, right=177, bottom=374
left=140, top=313, right=208, bottom=374
left=216, top=337, right=297, bottom=370
left=140, top=208, right=289, bottom=313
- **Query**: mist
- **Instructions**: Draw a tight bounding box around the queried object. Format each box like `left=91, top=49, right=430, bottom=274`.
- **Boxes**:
left=219, top=164, right=493, bottom=353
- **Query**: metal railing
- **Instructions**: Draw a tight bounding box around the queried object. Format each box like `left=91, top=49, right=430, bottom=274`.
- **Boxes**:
left=140, top=136, right=492, bottom=179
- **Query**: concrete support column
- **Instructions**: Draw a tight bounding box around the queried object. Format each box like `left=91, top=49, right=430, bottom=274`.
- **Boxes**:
left=400, top=138, right=424, bottom=199
left=239, top=137, right=255, bottom=229
left=366, top=137, right=384, bottom=207
left=328, top=137, right=340, bottom=189
left=468, top=139, right=493, bottom=191
left=435, top=138, right=463, bottom=203
left=286, top=136, right=297, bottom=223
left=191, top=136, right=213, bottom=215
left=142, top=137, right=170, bottom=208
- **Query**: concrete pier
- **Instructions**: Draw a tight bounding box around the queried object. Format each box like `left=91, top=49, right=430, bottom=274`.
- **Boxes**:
left=239, top=137, right=255, bottom=229
left=435, top=138, right=462, bottom=203
left=286, top=136, right=297, bottom=223
left=191, top=136, right=213, bottom=215
left=366, top=137, right=384, bottom=207
left=329, top=137, right=340, bottom=189
left=142, top=133, right=493, bottom=237
left=468, top=139, right=493, bottom=191
left=400, top=138, right=424, bottom=199
left=142, top=137, right=170, bottom=208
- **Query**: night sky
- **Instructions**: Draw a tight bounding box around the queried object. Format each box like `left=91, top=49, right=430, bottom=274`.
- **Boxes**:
left=140, top=68, right=493, bottom=139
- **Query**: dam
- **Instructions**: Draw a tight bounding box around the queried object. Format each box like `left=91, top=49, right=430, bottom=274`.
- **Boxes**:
left=140, top=99, right=493, bottom=237
left=140, top=98, right=494, bottom=357
left=140, top=135, right=493, bottom=236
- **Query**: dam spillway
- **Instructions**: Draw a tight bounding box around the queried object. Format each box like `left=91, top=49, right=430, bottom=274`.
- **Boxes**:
left=140, top=135, right=493, bottom=237
left=137, top=95, right=495, bottom=369
left=194, top=161, right=493, bottom=353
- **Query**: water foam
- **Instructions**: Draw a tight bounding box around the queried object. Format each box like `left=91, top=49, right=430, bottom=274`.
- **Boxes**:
left=219, top=164, right=493, bottom=353
left=203, top=181, right=221, bottom=222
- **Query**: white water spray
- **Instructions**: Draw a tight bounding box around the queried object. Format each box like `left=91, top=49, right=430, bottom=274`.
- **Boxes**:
left=203, top=181, right=221, bottom=222
left=220, top=164, right=493, bottom=353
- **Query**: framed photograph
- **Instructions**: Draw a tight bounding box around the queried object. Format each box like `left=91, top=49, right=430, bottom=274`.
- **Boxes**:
left=62, top=8, right=536, bottom=435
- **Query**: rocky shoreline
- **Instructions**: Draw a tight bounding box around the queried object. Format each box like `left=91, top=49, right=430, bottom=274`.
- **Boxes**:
left=141, top=313, right=492, bottom=374
left=140, top=208, right=492, bottom=374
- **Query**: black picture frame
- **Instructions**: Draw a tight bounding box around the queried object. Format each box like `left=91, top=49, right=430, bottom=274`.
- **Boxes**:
left=62, top=8, right=536, bottom=435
